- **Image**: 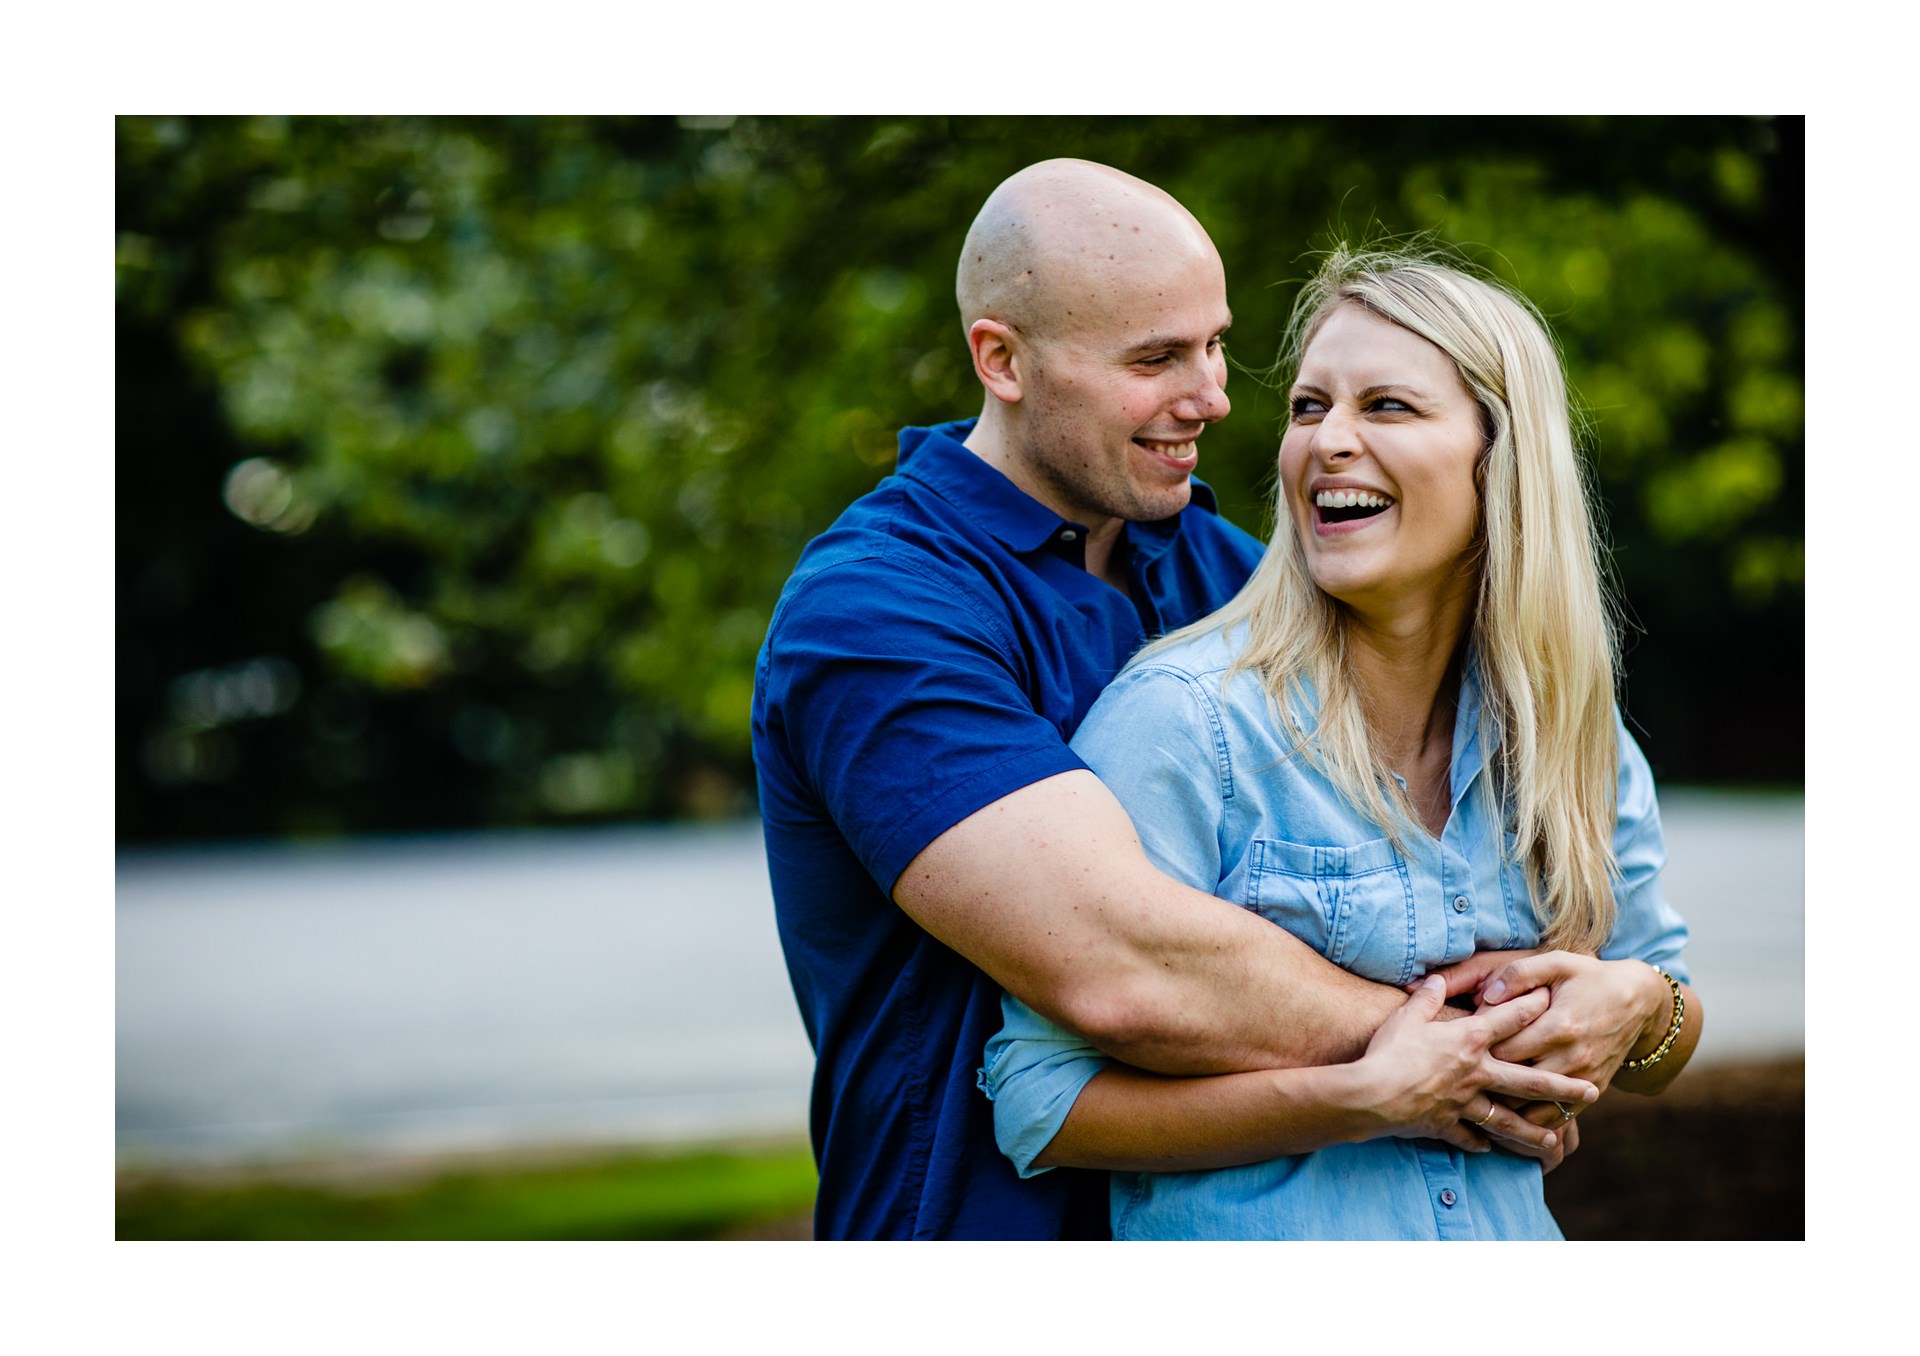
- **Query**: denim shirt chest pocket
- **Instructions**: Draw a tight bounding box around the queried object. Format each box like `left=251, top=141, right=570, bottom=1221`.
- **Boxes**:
left=1244, top=836, right=1419, bottom=985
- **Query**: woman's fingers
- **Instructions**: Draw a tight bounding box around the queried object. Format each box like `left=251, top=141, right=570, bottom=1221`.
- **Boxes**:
left=1477, top=950, right=1579, bottom=1005
left=1420, top=950, right=1516, bottom=1000
left=1471, top=1098, right=1567, bottom=1156
left=1459, top=1098, right=1557, bottom=1155
left=1544, top=1117, right=1581, bottom=1174
left=1510, top=1097, right=1585, bottom=1129
left=1482, top=1058, right=1598, bottom=1107
left=1432, top=1119, right=1493, bottom=1155
left=1464, top=985, right=1550, bottom=1042
left=1401, top=972, right=1446, bottom=1016
left=1373, top=974, right=1446, bottom=1043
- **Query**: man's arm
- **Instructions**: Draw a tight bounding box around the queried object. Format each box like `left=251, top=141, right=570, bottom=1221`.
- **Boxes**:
left=893, top=768, right=1408, bottom=1076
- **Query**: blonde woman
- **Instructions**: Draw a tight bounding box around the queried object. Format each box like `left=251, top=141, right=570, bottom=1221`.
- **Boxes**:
left=978, top=248, right=1702, bottom=1240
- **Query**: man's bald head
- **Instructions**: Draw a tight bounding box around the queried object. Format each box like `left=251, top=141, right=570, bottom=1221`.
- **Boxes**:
left=956, top=159, right=1221, bottom=345
left=951, top=159, right=1232, bottom=544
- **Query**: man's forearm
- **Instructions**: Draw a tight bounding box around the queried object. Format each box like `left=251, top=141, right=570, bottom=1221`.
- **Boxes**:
left=893, top=769, right=1406, bottom=1075
left=1054, top=896, right=1408, bottom=1074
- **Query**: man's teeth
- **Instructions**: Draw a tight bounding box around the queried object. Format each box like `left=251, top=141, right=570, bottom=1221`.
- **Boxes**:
left=1137, top=439, right=1192, bottom=455
left=1314, top=489, right=1391, bottom=509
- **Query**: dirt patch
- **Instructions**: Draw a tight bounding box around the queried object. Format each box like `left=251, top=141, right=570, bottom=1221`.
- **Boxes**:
left=1544, top=1056, right=1803, bottom=1240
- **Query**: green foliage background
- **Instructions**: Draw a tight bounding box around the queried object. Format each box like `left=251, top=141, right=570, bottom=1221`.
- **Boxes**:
left=117, top=116, right=1802, bottom=842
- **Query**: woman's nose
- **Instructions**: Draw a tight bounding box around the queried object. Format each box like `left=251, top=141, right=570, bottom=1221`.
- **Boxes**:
left=1312, top=405, right=1361, bottom=460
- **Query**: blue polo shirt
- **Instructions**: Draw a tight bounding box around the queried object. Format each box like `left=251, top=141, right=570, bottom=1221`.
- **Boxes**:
left=752, top=418, right=1264, bottom=1239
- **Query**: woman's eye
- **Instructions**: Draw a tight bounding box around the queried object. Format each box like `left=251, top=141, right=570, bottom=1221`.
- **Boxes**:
left=1289, top=396, right=1326, bottom=418
left=1372, top=397, right=1412, bottom=413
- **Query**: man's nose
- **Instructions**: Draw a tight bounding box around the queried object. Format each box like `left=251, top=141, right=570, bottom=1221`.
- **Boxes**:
left=1177, top=356, right=1230, bottom=424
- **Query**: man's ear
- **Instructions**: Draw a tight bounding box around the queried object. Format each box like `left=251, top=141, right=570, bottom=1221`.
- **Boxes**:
left=967, top=319, right=1025, bottom=405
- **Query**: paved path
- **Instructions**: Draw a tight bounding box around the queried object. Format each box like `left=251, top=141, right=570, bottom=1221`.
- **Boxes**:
left=116, top=791, right=1802, bottom=1165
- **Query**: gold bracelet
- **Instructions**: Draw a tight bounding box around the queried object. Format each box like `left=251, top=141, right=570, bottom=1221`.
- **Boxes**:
left=1620, top=966, right=1685, bottom=1071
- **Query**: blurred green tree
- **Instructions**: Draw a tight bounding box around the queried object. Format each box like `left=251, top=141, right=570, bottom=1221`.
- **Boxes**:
left=116, top=115, right=1802, bottom=841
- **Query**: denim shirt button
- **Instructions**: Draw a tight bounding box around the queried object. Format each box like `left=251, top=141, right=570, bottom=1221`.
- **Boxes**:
left=1452, top=895, right=1469, bottom=913
left=1439, top=1189, right=1458, bottom=1208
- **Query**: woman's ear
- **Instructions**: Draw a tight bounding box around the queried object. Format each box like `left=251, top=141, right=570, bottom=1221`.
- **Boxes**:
left=967, top=319, right=1025, bottom=405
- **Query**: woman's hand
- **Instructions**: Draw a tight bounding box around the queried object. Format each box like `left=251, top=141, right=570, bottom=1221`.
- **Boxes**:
left=1433, top=949, right=1675, bottom=1097
left=1353, top=975, right=1598, bottom=1158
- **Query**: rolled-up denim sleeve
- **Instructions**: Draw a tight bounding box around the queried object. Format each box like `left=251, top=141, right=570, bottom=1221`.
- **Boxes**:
left=977, top=992, right=1109, bottom=1178
left=1601, top=715, right=1692, bottom=987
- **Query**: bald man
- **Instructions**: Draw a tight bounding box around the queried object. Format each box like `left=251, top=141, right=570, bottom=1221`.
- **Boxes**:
left=753, top=161, right=1411, bottom=1239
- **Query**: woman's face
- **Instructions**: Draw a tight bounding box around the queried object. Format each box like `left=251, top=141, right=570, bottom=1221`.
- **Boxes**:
left=1279, top=303, right=1486, bottom=624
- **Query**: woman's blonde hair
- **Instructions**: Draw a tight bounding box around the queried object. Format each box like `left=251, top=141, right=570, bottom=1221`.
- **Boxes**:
left=1153, top=245, right=1622, bottom=953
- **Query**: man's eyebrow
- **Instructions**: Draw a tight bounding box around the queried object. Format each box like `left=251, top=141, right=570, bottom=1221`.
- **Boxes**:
left=1119, top=321, right=1233, bottom=359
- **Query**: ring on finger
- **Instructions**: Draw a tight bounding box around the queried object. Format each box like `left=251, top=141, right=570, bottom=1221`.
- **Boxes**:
left=1554, top=1102, right=1574, bottom=1122
left=1475, top=1103, right=1496, bottom=1128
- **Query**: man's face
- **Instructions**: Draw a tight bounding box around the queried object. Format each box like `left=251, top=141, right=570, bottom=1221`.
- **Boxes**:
left=1012, top=246, right=1232, bottom=533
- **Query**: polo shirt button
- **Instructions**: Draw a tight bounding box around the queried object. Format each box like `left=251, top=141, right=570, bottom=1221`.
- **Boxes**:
left=1439, top=1189, right=1457, bottom=1208
left=1452, top=895, right=1469, bottom=913
left=1059, top=529, right=1077, bottom=542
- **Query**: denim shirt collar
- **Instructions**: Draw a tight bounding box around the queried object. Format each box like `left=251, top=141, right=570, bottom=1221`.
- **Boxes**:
left=1448, top=648, right=1493, bottom=808
left=1272, top=635, right=1495, bottom=809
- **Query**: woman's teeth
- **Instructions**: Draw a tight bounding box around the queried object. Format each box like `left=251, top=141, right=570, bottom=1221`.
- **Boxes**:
left=1314, top=489, right=1391, bottom=509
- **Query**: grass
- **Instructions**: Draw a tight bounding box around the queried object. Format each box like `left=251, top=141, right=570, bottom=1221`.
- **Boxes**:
left=117, top=1058, right=1802, bottom=1241
left=117, top=1140, right=818, bottom=1241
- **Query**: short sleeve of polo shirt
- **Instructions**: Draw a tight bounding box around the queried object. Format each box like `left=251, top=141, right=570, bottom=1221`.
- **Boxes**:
left=759, top=544, right=1090, bottom=896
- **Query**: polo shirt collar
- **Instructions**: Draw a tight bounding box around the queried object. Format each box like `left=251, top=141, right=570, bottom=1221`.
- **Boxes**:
left=896, top=419, right=1214, bottom=558
left=1129, top=481, right=1217, bottom=563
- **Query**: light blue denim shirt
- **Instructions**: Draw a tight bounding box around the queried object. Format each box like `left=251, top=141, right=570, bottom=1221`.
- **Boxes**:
left=977, top=623, right=1690, bottom=1240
